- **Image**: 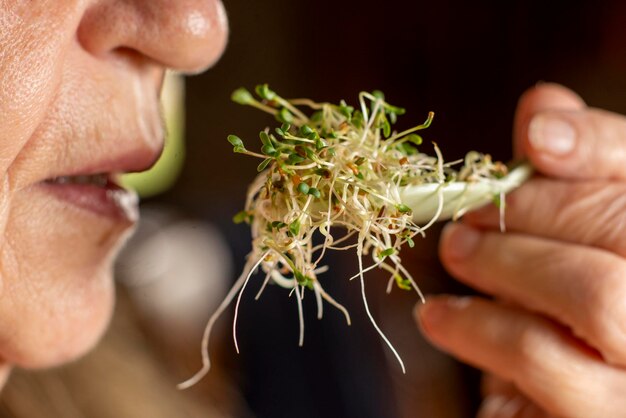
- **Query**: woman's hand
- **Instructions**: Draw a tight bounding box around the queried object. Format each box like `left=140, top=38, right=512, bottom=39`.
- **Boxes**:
left=416, top=83, right=626, bottom=418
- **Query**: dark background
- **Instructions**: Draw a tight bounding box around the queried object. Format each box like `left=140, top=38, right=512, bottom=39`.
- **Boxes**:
left=154, top=1, right=626, bottom=417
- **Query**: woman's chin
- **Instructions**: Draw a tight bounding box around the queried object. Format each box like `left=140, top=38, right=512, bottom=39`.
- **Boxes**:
left=0, top=186, right=134, bottom=370
left=4, top=268, right=116, bottom=370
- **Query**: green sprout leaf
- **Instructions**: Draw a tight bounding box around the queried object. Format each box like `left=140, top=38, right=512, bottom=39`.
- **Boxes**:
left=231, top=88, right=254, bottom=105
left=396, top=204, right=412, bottom=214
left=299, top=125, right=314, bottom=137
left=339, top=100, right=354, bottom=120
left=260, top=131, right=272, bottom=147
left=308, top=187, right=321, bottom=198
left=492, top=193, right=503, bottom=208
left=352, top=110, right=364, bottom=129
left=271, top=221, right=287, bottom=229
left=294, top=271, right=314, bottom=289
left=257, top=158, right=273, bottom=172
left=379, top=248, right=395, bottom=259
left=382, top=117, right=391, bottom=138
left=372, top=90, right=385, bottom=100
left=289, top=219, right=300, bottom=236
left=261, top=144, right=277, bottom=156
left=386, top=104, right=406, bottom=115
left=233, top=210, right=249, bottom=224
left=277, top=107, right=294, bottom=124
left=406, top=134, right=423, bottom=146
left=255, top=83, right=276, bottom=100
left=311, top=111, right=323, bottom=122
left=398, top=142, right=417, bottom=156
left=297, top=182, right=310, bottom=195
left=394, top=275, right=412, bottom=291
left=288, top=153, right=305, bottom=164
left=227, top=135, right=244, bottom=148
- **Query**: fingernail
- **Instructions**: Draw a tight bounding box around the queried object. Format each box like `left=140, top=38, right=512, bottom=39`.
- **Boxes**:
left=446, top=295, right=472, bottom=310
left=442, top=223, right=480, bottom=260
left=478, top=395, right=525, bottom=418
left=477, top=395, right=508, bottom=418
left=416, top=299, right=446, bottom=335
left=416, top=296, right=472, bottom=333
left=528, top=114, right=576, bottom=156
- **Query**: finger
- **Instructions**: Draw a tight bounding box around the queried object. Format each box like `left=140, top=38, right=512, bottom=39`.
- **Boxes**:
left=465, top=178, right=626, bottom=258
left=416, top=296, right=626, bottom=418
left=439, top=222, right=626, bottom=366
left=514, top=83, right=586, bottom=158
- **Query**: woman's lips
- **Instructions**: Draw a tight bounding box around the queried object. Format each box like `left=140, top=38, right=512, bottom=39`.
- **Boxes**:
left=39, top=174, right=139, bottom=221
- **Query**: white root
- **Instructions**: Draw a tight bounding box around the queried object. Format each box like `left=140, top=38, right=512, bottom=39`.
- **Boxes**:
left=314, top=281, right=324, bottom=320
left=294, top=284, right=305, bottom=346
left=357, top=229, right=406, bottom=374
left=233, top=253, right=269, bottom=354
left=255, top=269, right=273, bottom=300
left=178, top=252, right=267, bottom=390
left=315, top=281, right=352, bottom=326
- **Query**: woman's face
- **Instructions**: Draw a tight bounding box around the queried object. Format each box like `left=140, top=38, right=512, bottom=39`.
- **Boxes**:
left=0, top=1, right=227, bottom=375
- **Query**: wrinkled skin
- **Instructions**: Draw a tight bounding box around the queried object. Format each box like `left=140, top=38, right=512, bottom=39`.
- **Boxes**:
left=0, top=0, right=227, bottom=381
left=417, top=83, right=626, bottom=417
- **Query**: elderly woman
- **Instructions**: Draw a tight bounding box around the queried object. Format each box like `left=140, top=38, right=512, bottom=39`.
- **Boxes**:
left=0, top=0, right=227, bottom=383
left=2, top=2, right=625, bottom=418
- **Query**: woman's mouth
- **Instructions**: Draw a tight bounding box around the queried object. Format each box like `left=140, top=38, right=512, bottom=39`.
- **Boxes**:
left=41, top=173, right=139, bottom=221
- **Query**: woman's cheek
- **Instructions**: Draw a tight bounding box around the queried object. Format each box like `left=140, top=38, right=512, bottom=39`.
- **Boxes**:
left=0, top=3, right=82, bottom=174
left=0, top=3, right=115, bottom=369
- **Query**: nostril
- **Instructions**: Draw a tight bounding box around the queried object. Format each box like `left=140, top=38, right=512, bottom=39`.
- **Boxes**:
left=110, top=47, right=146, bottom=67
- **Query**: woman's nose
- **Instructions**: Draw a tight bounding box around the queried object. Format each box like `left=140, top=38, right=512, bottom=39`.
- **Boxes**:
left=77, top=0, right=228, bottom=74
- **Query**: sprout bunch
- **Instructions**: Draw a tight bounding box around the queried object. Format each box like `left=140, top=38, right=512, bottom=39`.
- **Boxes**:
left=179, top=85, right=507, bottom=389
